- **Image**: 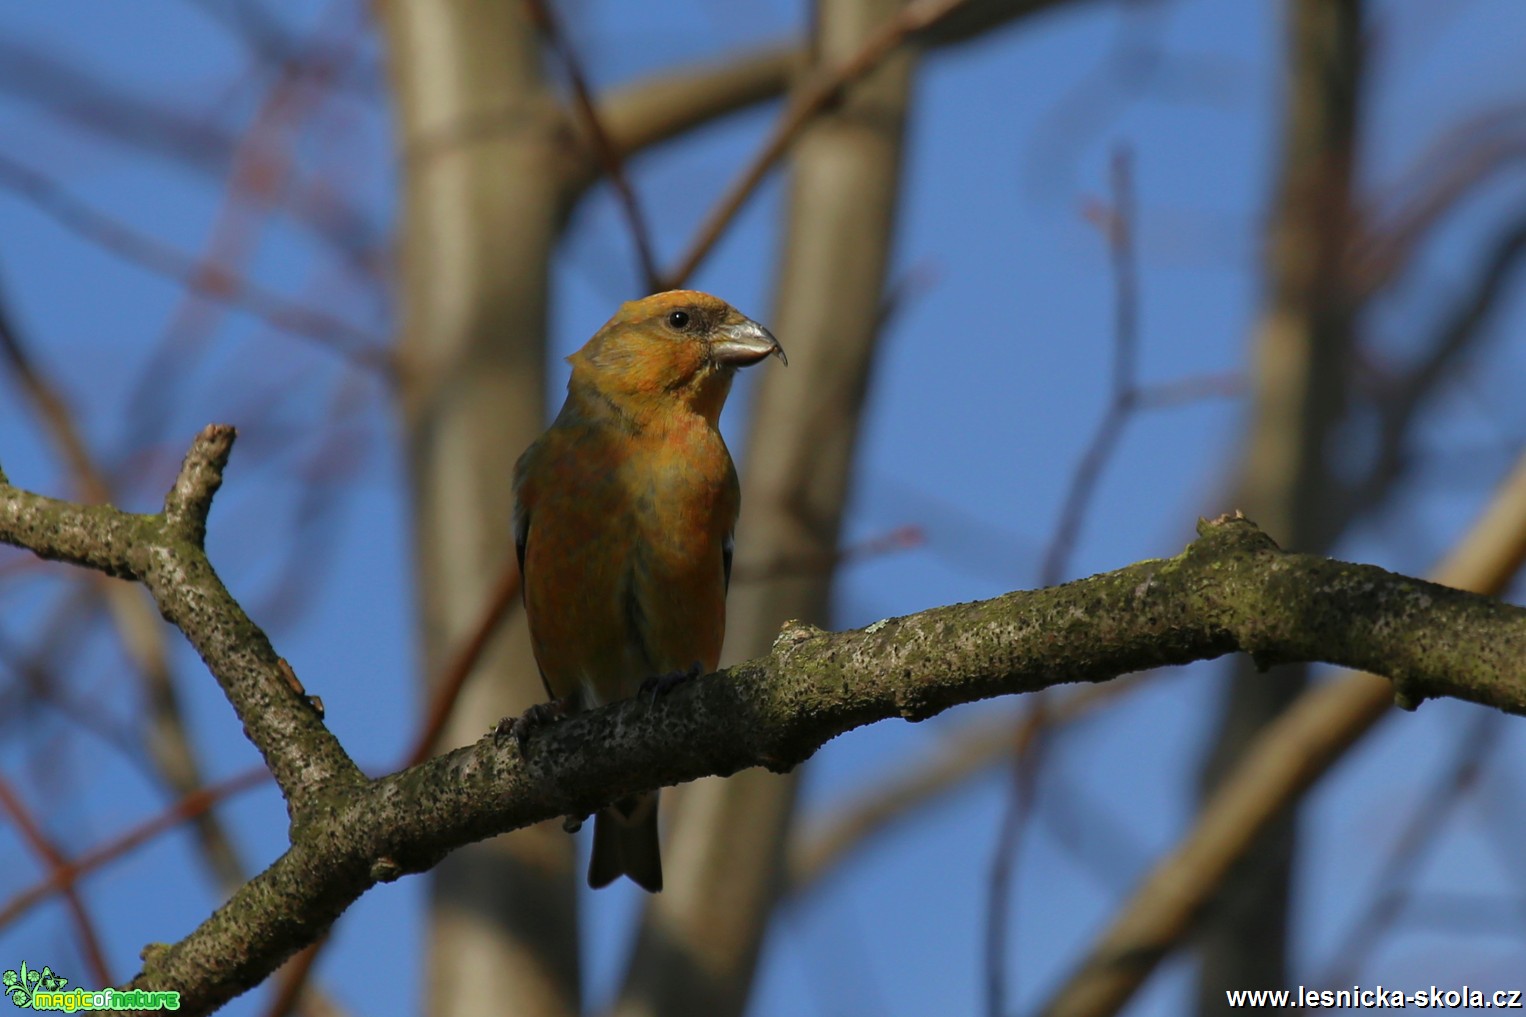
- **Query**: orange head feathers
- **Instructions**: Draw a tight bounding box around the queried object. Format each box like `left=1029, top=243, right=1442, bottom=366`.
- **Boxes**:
left=567, top=290, right=785, bottom=426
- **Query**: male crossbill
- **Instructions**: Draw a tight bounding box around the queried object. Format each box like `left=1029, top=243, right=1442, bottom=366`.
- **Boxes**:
left=512, top=291, right=785, bottom=892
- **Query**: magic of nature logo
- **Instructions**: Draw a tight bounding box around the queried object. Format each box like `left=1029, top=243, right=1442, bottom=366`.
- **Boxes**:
left=2, top=961, right=180, bottom=1011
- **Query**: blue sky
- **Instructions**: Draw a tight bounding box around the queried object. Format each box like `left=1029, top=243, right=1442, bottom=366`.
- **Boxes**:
left=3, top=1, right=1526, bottom=1015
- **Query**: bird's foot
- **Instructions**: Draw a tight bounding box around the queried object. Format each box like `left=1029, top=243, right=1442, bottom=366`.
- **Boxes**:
left=498, top=696, right=576, bottom=755
left=639, top=661, right=703, bottom=705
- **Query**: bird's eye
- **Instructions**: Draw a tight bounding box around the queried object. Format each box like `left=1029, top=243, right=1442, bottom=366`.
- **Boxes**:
left=666, top=310, right=691, bottom=330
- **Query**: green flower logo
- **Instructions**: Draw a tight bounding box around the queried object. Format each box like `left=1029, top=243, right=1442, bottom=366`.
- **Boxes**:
left=2, top=962, right=68, bottom=1007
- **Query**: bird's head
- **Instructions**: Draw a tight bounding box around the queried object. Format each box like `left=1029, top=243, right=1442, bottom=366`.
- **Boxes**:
left=567, top=290, right=786, bottom=426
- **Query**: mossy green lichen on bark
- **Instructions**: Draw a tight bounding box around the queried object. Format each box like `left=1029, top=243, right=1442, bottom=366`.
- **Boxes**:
left=11, top=454, right=1526, bottom=1015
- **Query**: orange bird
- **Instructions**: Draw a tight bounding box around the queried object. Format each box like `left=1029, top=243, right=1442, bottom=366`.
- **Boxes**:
left=512, top=290, right=785, bottom=892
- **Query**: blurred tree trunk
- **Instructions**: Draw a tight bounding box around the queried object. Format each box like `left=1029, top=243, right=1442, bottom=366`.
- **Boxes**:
left=378, top=2, right=579, bottom=1016
left=1197, top=0, right=1362, bottom=1007
left=610, top=2, right=912, bottom=1015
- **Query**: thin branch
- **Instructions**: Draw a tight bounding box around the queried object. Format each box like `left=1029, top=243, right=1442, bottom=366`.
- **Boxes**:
left=176, top=0, right=381, bottom=97
left=730, top=525, right=923, bottom=584
left=0, top=153, right=388, bottom=368
left=1041, top=149, right=1140, bottom=587
left=1038, top=449, right=1526, bottom=1017
left=0, top=767, right=270, bottom=929
left=94, top=510, right=1526, bottom=1016
left=0, top=594, right=155, bottom=781
left=402, top=548, right=523, bottom=769
left=0, top=299, right=107, bottom=502
left=1351, top=104, right=1526, bottom=296
left=986, top=707, right=1043, bottom=1017
left=662, top=0, right=1071, bottom=288
left=595, top=45, right=800, bottom=171
left=786, top=677, right=1143, bottom=892
left=524, top=0, right=661, bottom=292
left=1134, top=372, right=1245, bottom=410
left=0, top=426, right=364, bottom=808
left=1316, top=710, right=1501, bottom=986
left=0, top=775, right=113, bottom=986
left=988, top=149, right=1137, bottom=1016
left=0, top=288, right=250, bottom=892
left=123, top=7, right=372, bottom=456
left=0, top=34, right=384, bottom=269
left=1344, top=211, right=1526, bottom=519
left=263, top=940, right=326, bottom=1017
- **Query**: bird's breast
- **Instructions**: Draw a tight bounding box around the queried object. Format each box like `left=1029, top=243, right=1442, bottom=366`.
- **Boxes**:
left=521, top=417, right=736, bottom=700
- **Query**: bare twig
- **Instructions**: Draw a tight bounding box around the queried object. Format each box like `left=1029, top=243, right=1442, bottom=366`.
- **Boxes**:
left=663, top=0, right=1021, bottom=288
left=594, top=45, right=800, bottom=176
left=1352, top=104, right=1526, bottom=295
left=0, top=767, right=269, bottom=929
left=1317, top=711, right=1501, bottom=985
left=1135, top=372, right=1245, bottom=409
left=0, top=775, right=113, bottom=986
left=3, top=432, right=1526, bottom=1016
left=787, top=677, right=1145, bottom=892
left=0, top=426, right=364, bottom=805
left=0, top=285, right=248, bottom=891
left=985, top=703, right=1045, bottom=1017
left=263, top=940, right=326, bottom=1017
left=1345, top=212, right=1526, bottom=520
left=1040, top=150, right=1141, bottom=586
left=1038, top=450, right=1526, bottom=1017
left=0, top=153, right=386, bottom=367
left=124, top=1, right=371, bottom=454
left=523, top=0, right=661, bottom=292
left=988, top=148, right=1139, bottom=1016
left=402, top=548, right=523, bottom=769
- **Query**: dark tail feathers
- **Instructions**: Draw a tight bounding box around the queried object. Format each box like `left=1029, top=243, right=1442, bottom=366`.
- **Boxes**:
left=587, top=791, right=662, bottom=892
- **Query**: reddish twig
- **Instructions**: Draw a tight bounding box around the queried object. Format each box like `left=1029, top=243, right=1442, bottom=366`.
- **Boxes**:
left=1352, top=105, right=1526, bottom=295
left=0, top=767, right=270, bottom=930
left=1040, top=150, right=1141, bottom=587
left=0, top=152, right=385, bottom=366
left=0, top=775, right=113, bottom=986
left=0, top=298, right=110, bottom=501
left=263, top=939, right=325, bottom=1017
left=402, top=549, right=524, bottom=768
left=984, top=700, right=1046, bottom=1017
left=0, top=595, right=150, bottom=775
left=0, top=279, right=249, bottom=892
left=523, top=0, right=662, bottom=293
left=124, top=0, right=374, bottom=455
left=661, top=0, right=980, bottom=288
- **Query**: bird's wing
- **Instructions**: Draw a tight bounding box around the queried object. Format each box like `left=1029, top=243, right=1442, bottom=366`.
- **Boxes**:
left=513, top=502, right=529, bottom=590
left=723, top=530, right=734, bottom=593
left=512, top=460, right=559, bottom=701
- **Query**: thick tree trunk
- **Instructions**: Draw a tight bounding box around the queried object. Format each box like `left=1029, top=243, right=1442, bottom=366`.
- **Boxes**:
left=378, top=2, right=579, bottom=1015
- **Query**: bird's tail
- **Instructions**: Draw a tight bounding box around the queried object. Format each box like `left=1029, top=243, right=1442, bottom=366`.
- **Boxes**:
left=588, top=791, right=662, bottom=892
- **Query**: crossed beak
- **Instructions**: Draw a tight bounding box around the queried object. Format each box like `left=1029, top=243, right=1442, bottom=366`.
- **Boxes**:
left=711, top=318, right=787, bottom=367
